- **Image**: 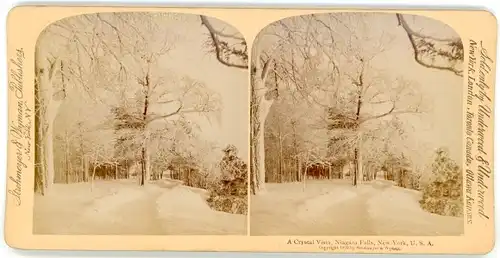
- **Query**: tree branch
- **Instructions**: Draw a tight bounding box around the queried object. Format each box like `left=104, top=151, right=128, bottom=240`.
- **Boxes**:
left=396, top=14, right=463, bottom=76
left=360, top=102, right=422, bottom=124
left=206, top=24, right=245, bottom=41
left=146, top=101, right=183, bottom=123
left=156, top=99, right=179, bottom=105
left=200, top=15, right=248, bottom=69
left=361, top=103, right=396, bottom=123
left=47, top=57, right=60, bottom=80
left=397, top=14, right=459, bottom=42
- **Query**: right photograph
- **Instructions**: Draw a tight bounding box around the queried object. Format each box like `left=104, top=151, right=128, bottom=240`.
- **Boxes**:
left=249, top=12, right=464, bottom=236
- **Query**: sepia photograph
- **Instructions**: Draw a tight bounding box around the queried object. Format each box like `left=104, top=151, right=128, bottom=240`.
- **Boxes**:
left=32, top=12, right=249, bottom=235
left=249, top=12, right=465, bottom=236
left=3, top=5, right=497, bottom=253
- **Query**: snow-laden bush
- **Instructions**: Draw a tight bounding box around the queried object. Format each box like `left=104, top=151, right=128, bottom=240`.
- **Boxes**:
left=206, top=147, right=248, bottom=215
left=206, top=177, right=247, bottom=215
left=419, top=148, right=462, bottom=217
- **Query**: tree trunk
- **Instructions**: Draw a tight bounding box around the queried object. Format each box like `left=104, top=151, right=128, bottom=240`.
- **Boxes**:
left=44, top=123, right=56, bottom=188
left=41, top=72, right=63, bottom=189
left=90, top=165, right=98, bottom=192
left=256, top=107, right=269, bottom=192
left=146, top=146, right=151, bottom=181
left=298, top=160, right=302, bottom=181
left=140, top=147, right=146, bottom=186
left=36, top=31, right=50, bottom=193
left=79, top=129, right=85, bottom=182
left=302, top=164, right=308, bottom=192
left=65, top=131, right=70, bottom=184
left=353, top=152, right=359, bottom=186
left=295, top=155, right=300, bottom=182
left=139, top=72, right=150, bottom=186
left=90, top=149, right=100, bottom=191
left=86, top=157, right=90, bottom=182
left=250, top=134, right=258, bottom=194
left=253, top=88, right=273, bottom=193
left=80, top=154, right=85, bottom=182
left=34, top=73, right=45, bottom=195
left=278, top=134, right=283, bottom=182
left=352, top=66, right=364, bottom=186
left=399, top=169, right=404, bottom=187
left=357, top=141, right=363, bottom=183
left=251, top=41, right=276, bottom=193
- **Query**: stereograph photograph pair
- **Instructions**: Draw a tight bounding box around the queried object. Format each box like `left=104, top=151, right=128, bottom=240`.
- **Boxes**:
left=3, top=5, right=497, bottom=255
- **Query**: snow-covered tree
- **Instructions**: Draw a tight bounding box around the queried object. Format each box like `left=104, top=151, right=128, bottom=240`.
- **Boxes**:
left=420, top=148, right=462, bottom=217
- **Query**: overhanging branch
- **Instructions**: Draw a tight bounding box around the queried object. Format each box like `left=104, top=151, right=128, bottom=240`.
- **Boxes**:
left=200, top=15, right=248, bottom=69
left=396, top=14, right=463, bottom=77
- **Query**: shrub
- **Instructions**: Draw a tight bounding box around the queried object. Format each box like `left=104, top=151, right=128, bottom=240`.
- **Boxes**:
left=205, top=146, right=248, bottom=215
left=206, top=177, right=247, bottom=215
left=419, top=148, right=462, bottom=217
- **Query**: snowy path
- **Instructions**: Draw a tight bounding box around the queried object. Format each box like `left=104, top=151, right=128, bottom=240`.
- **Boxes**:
left=33, top=180, right=246, bottom=235
left=250, top=180, right=463, bottom=236
left=64, top=186, right=165, bottom=235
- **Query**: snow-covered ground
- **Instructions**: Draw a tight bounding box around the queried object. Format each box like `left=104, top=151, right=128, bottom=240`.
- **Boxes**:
left=250, top=179, right=463, bottom=236
left=33, top=179, right=246, bottom=235
left=34, top=179, right=462, bottom=236
left=156, top=186, right=246, bottom=235
left=367, top=186, right=463, bottom=236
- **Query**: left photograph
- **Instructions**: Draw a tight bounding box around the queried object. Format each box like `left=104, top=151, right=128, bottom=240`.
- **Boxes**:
left=33, top=12, right=249, bottom=235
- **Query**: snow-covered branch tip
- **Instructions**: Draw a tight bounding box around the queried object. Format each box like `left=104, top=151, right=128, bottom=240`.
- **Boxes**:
left=396, top=14, right=463, bottom=77
left=200, top=15, right=248, bottom=69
